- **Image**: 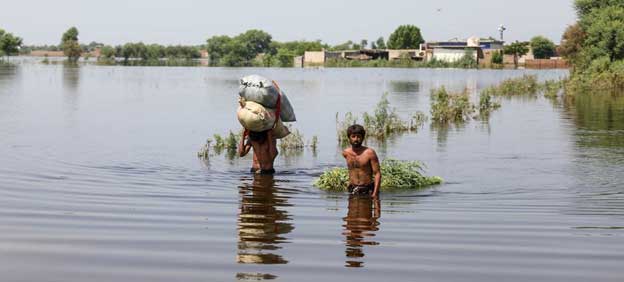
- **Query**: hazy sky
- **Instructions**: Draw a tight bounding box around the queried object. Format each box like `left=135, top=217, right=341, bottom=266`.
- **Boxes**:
left=4, top=0, right=577, bottom=46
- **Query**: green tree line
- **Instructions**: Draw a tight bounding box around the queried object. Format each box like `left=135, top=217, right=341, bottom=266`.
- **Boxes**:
left=561, top=0, right=624, bottom=92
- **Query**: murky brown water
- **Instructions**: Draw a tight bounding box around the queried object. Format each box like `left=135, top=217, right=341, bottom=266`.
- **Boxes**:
left=0, top=61, right=623, bottom=281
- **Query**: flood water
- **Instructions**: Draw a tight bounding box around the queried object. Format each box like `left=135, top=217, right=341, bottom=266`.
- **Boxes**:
left=1, top=62, right=623, bottom=281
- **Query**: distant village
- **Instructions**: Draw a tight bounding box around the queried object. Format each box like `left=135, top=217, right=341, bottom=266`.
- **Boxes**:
left=25, top=36, right=568, bottom=69
left=296, top=37, right=567, bottom=69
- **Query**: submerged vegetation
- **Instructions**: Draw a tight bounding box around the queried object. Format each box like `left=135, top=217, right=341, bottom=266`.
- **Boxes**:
left=197, top=131, right=242, bottom=159
left=198, top=128, right=317, bottom=159
left=314, top=159, right=443, bottom=192
left=278, top=127, right=318, bottom=151
left=541, top=79, right=565, bottom=99
left=430, top=87, right=475, bottom=124
left=336, top=94, right=427, bottom=143
left=480, top=75, right=539, bottom=97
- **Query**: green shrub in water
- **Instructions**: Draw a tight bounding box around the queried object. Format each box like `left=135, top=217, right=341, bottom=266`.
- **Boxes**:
left=481, top=75, right=539, bottom=96
left=279, top=128, right=305, bottom=150
left=314, top=159, right=443, bottom=192
left=430, top=86, right=475, bottom=124
left=336, top=93, right=427, bottom=143
left=478, top=90, right=501, bottom=117
left=539, top=79, right=564, bottom=99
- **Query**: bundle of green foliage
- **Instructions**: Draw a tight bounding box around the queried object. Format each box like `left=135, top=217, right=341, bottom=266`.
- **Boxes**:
left=480, top=75, right=538, bottom=96
left=430, top=87, right=475, bottom=124
left=336, top=94, right=427, bottom=143
left=314, top=159, right=442, bottom=192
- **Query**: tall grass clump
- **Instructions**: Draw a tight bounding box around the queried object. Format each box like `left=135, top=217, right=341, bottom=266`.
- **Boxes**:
left=430, top=86, right=475, bottom=124
left=336, top=94, right=427, bottom=143
left=481, top=75, right=539, bottom=96
left=539, top=79, right=564, bottom=99
left=314, top=159, right=443, bottom=192
left=278, top=127, right=317, bottom=151
left=478, top=90, right=501, bottom=118
left=197, top=130, right=242, bottom=158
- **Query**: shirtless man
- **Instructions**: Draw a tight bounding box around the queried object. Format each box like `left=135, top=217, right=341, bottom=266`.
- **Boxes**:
left=238, top=129, right=278, bottom=174
left=342, top=124, right=381, bottom=197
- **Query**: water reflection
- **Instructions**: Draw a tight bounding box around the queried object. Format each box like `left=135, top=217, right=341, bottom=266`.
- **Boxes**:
left=0, top=64, right=19, bottom=92
left=561, top=91, right=624, bottom=215
left=237, top=174, right=293, bottom=265
left=565, top=92, right=624, bottom=136
left=342, top=196, right=380, bottom=268
left=62, top=63, right=80, bottom=91
left=389, top=80, right=420, bottom=93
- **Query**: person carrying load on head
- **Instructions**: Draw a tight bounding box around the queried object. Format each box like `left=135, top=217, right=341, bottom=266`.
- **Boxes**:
left=342, top=124, right=381, bottom=197
left=238, top=128, right=278, bottom=175
left=237, top=78, right=290, bottom=175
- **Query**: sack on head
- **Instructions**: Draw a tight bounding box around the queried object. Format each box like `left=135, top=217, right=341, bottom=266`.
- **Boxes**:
left=239, top=74, right=297, bottom=122
left=237, top=101, right=276, bottom=132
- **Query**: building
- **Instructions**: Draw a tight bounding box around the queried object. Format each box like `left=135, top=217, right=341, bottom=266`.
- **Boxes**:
left=424, top=37, right=498, bottom=63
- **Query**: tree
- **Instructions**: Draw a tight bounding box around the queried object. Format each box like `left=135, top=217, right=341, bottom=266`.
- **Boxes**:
left=563, top=0, right=624, bottom=90
left=206, top=35, right=233, bottom=65
left=558, top=23, right=586, bottom=62
left=581, top=6, right=624, bottom=63
left=376, top=37, right=386, bottom=49
left=61, top=27, right=81, bottom=62
left=387, top=25, right=424, bottom=49
left=237, top=29, right=272, bottom=56
left=205, top=29, right=273, bottom=66
left=99, top=45, right=116, bottom=60
left=574, top=0, right=624, bottom=17
left=360, top=39, right=368, bottom=50
left=503, top=41, right=529, bottom=68
left=276, top=48, right=295, bottom=67
left=530, top=36, right=556, bottom=59
left=0, top=29, right=23, bottom=59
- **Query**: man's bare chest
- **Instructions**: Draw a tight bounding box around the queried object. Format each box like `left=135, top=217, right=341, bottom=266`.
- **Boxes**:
left=347, top=154, right=369, bottom=169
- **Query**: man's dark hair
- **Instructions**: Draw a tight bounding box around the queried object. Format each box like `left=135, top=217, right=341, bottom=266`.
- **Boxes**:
left=346, top=124, right=366, bottom=138
left=248, top=130, right=268, bottom=142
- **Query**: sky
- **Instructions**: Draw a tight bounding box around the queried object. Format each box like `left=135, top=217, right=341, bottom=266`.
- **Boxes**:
left=2, top=0, right=577, bottom=46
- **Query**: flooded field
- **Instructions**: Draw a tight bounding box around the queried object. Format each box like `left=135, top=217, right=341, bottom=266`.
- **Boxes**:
left=0, top=63, right=623, bottom=281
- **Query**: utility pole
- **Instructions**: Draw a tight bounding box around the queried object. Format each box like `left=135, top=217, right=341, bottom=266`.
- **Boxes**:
left=498, top=24, right=507, bottom=41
